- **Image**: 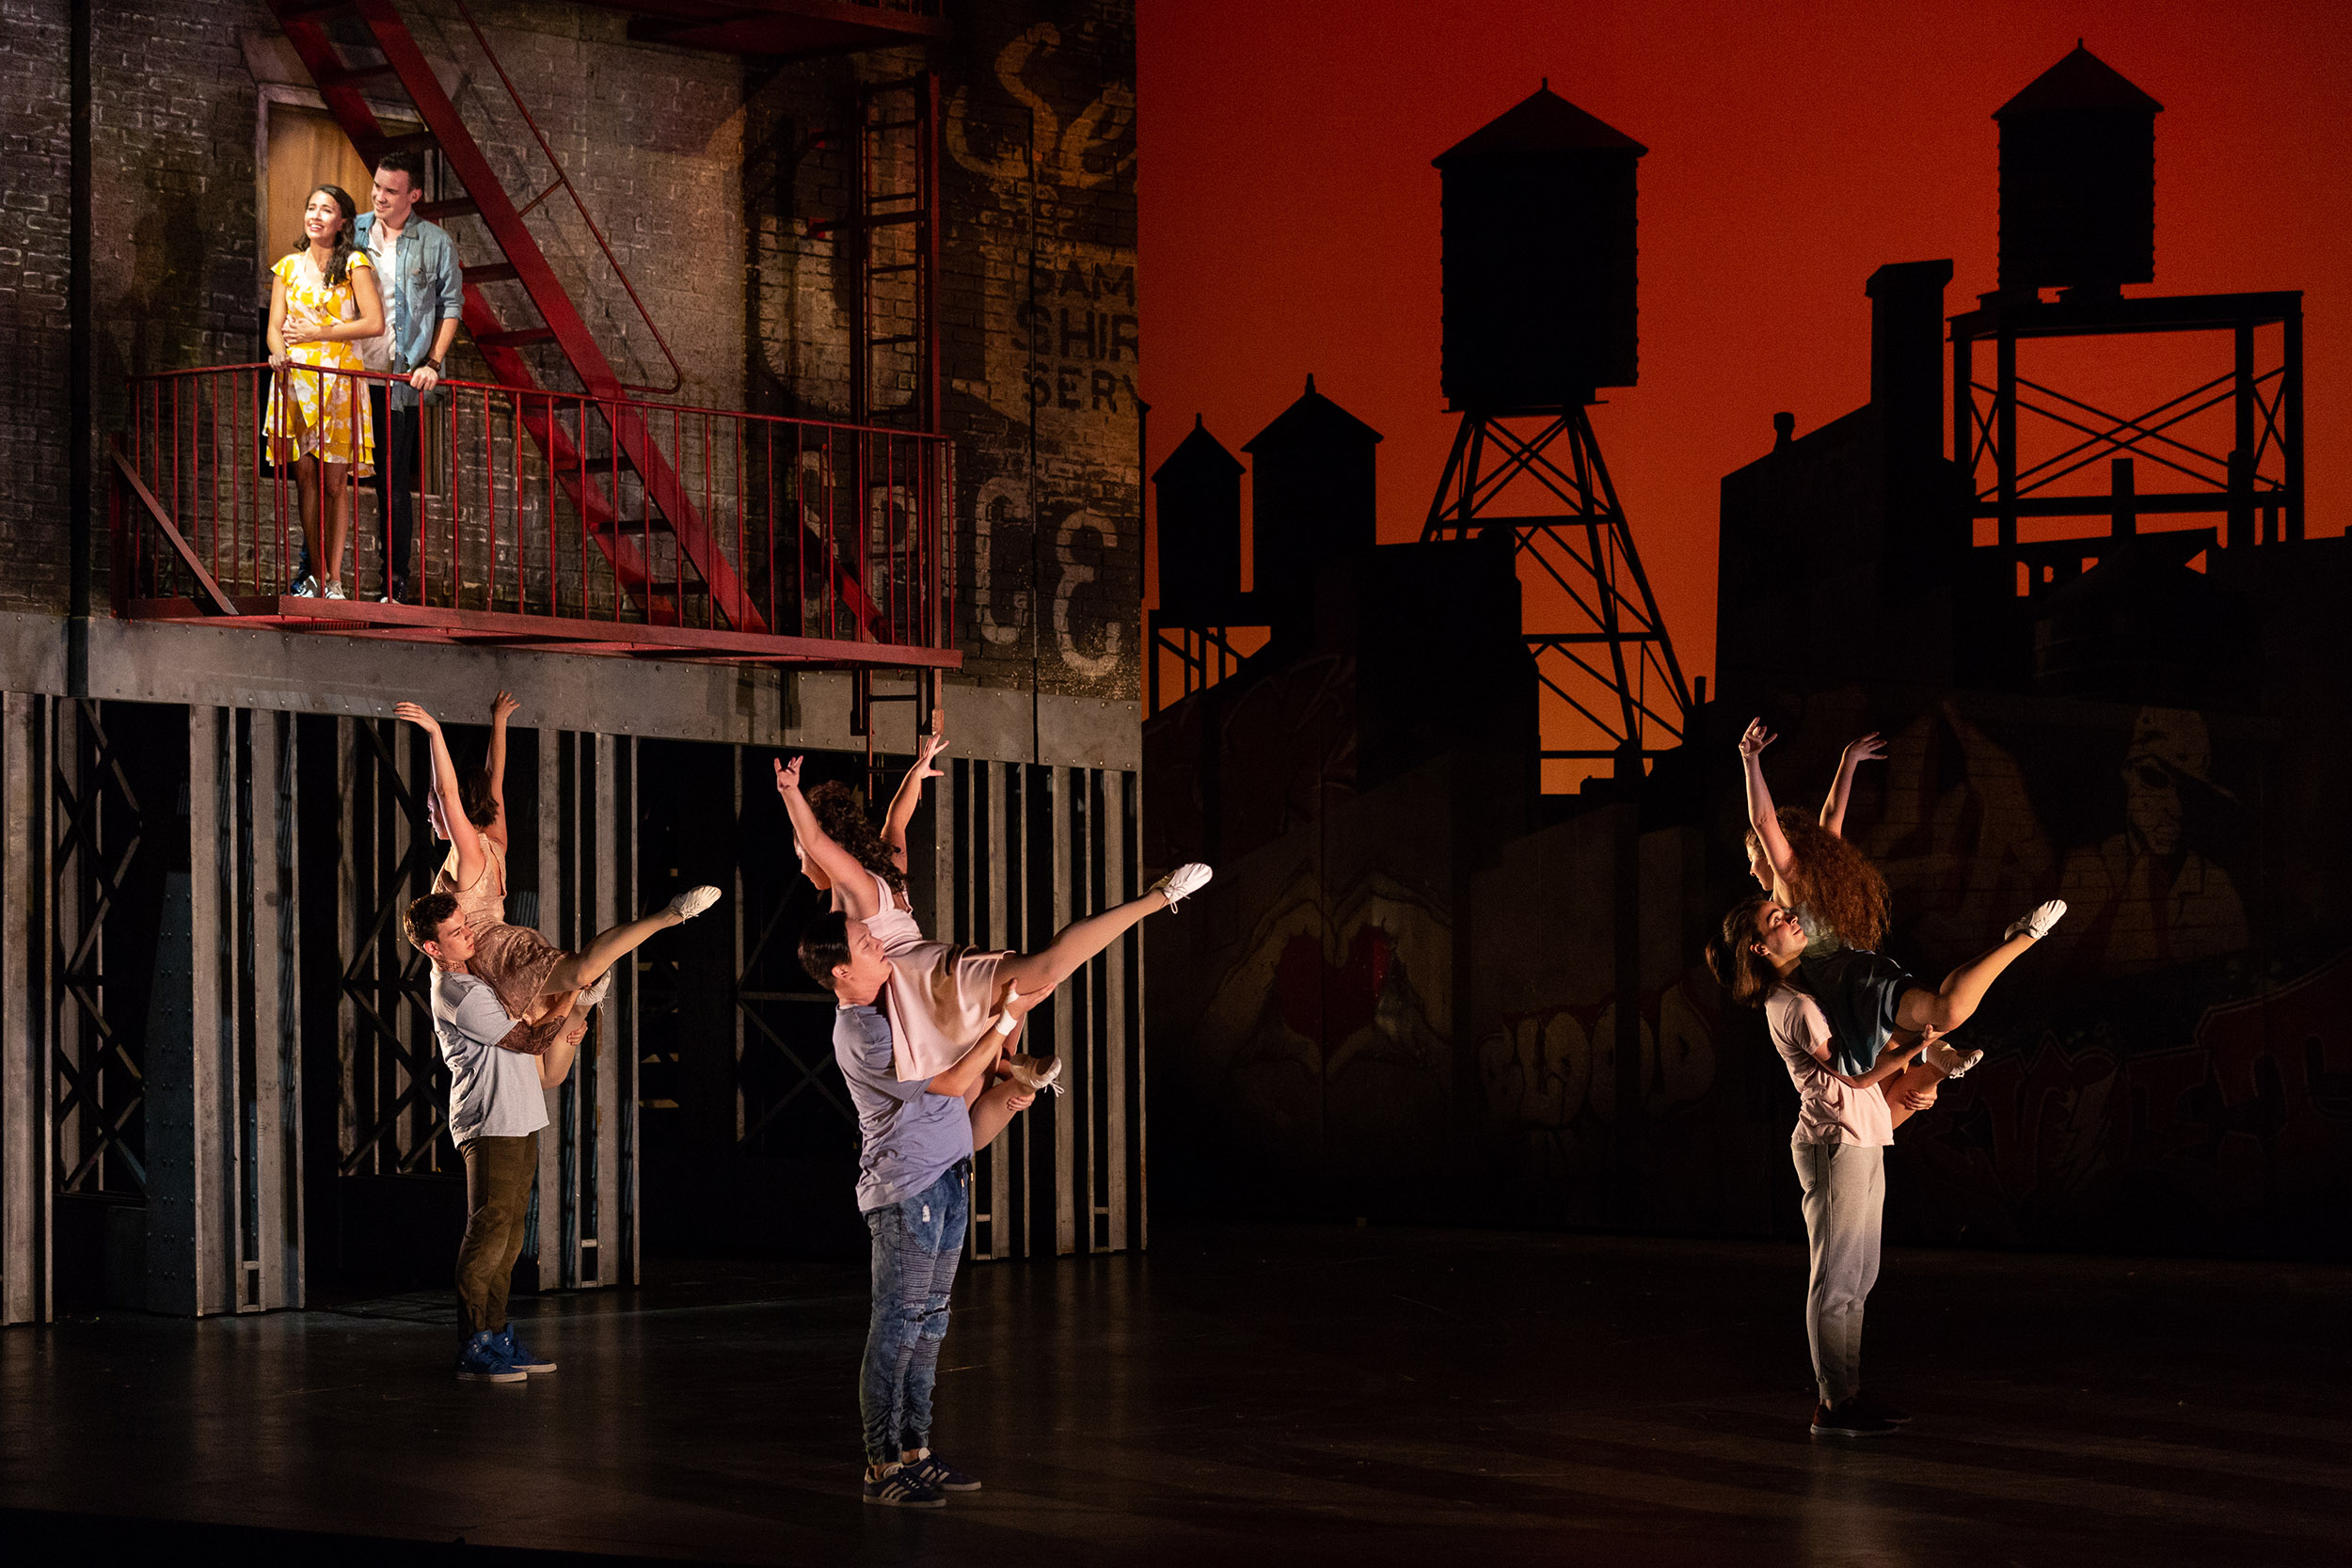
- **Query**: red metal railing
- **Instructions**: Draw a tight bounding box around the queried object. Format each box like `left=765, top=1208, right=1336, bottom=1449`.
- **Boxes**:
left=113, top=361, right=956, bottom=659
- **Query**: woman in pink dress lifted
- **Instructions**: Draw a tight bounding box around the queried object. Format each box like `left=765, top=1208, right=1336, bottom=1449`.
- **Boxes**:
left=775, top=739, right=1210, bottom=1087
left=397, top=694, right=721, bottom=1026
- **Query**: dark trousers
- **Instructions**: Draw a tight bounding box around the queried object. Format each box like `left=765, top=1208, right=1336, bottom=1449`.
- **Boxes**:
left=456, top=1132, right=537, bottom=1339
left=859, top=1161, right=970, bottom=1465
left=370, top=387, right=421, bottom=592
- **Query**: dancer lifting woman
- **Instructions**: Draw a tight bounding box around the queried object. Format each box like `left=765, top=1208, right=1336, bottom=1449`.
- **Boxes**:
left=396, top=695, right=720, bottom=1025
left=1737, top=717, right=2065, bottom=1081
left=774, top=745, right=1211, bottom=1087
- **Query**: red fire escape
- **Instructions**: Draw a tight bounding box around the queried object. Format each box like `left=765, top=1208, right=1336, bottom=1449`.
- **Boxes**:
left=109, top=0, right=954, bottom=669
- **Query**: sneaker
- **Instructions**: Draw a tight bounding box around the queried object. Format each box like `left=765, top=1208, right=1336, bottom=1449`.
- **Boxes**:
left=664, top=885, right=721, bottom=922
left=903, top=1452, right=980, bottom=1493
left=862, top=1464, right=946, bottom=1509
left=1149, top=862, right=1214, bottom=911
left=286, top=553, right=313, bottom=594
left=379, top=575, right=408, bottom=606
left=495, top=1323, right=556, bottom=1374
left=324, top=579, right=348, bottom=600
left=2004, top=899, right=2067, bottom=941
left=1851, top=1391, right=1912, bottom=1426
left=290, top=576, right=321, bottom=599
left=1007, top=1054, right=1063, bottom=1098
left=455, top=1329, right=526, bottom=1384
left=1922, top=1039, right=1983, bottom=1079
left=578, top=973, right=612, bottom=1011
left=1811, top=1398, right=1900, bottom=1437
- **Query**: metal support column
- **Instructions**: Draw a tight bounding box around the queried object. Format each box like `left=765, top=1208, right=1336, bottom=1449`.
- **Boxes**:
left=1, top=695, right=50, bottom=1324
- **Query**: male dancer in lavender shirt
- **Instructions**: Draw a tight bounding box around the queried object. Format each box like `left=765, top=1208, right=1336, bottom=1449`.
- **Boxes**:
left=802, top=907, right=1041, bottom=1507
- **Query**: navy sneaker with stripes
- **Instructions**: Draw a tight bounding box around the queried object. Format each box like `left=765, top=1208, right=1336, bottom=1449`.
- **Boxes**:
left=905, top=1452, right=980, bottom=1493
left=863, top=1465, right=946, bottom=1509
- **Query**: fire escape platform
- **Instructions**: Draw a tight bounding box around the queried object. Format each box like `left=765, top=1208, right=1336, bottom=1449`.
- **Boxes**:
left=583, top=0, right=947, bottom=55
left=118, top=594, right=963, bottom=669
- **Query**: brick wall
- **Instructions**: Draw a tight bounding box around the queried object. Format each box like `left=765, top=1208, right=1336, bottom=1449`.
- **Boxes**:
left=0, top=0, right=73, bottom=615
left=939, top=1, right=1141, bottom=700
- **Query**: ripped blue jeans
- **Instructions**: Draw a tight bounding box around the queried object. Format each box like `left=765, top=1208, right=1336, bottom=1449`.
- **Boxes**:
left=859, top=1160, right=971, bottom=1465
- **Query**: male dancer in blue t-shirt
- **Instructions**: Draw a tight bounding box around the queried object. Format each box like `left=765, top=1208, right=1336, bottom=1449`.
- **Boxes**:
left=802, top=907, right=1039, bottom=1508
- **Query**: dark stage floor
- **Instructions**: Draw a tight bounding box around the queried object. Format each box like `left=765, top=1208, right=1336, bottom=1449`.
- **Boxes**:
left=3, top=1226, right=2347, bottom=1567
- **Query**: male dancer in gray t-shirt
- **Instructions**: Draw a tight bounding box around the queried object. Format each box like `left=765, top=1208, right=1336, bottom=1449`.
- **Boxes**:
left=408, top=890, right=586, bottom=1383
left=802, top=906, right=1039, bottom=1507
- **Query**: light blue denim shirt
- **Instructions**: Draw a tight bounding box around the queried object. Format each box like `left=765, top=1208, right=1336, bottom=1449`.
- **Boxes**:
left=353, top=211, right=463, bottom=408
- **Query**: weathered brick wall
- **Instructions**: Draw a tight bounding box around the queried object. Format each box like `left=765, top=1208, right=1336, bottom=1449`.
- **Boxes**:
left=405, top=0, right=746, bottom=409
left=940, top=2, right=1140, bottom=700
left=0, top=0, right=74, bottom=614
left=746, top=3, right=1142, bottom=701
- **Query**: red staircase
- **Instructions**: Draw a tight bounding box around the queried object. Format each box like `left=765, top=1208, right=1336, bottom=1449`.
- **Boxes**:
left=266, top=0, right=776, bottom=630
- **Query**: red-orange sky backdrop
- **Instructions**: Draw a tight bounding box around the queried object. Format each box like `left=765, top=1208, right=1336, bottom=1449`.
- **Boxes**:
left=1134, top=0, right=2352, bottom=756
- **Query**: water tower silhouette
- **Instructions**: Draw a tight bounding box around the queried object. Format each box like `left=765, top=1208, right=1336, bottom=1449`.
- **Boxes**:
left=1952, top=42, right=2301, bottom=573
left=1422, top=85, right=1691, bottom=775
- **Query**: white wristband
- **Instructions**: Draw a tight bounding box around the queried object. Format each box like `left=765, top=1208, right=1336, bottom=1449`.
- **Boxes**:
left=994, top=1013, right=1020, bottom=1037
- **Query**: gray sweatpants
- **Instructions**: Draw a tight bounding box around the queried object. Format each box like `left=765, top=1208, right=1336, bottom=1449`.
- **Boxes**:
left=1793, top=1140, right=1884, bottom=1408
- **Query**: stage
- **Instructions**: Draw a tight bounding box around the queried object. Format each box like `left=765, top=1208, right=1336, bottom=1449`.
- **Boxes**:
left=3, top=1226, right=2344, bottom=1566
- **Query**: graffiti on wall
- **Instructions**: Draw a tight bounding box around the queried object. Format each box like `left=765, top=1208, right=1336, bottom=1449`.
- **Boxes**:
left=1189, top=862, right=1454, bottom=1193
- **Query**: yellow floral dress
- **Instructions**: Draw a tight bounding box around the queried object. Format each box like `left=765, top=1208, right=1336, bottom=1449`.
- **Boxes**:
left=264, top=249, right=374, bottom=474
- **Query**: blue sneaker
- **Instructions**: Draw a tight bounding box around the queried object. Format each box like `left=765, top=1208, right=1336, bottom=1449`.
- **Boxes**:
left=904, top=1452, right=979, bottom=1493
left=496, top=1323, right=556, bottom=1373
left=862, top=1465, right=945, bottom=1509
left=455, top=1329, right=525, bottom=1384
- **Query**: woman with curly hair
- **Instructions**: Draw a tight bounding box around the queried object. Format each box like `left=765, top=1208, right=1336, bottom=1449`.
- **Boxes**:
left=778, top=735, right=1210, bottom=1087
left=1739, top=717, right=2065, bottom=1077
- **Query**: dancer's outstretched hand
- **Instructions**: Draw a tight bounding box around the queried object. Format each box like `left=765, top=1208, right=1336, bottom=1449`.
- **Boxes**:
left=773, top=755, right=803, bottom=795
left=492, top=690, right=521, bottom=724
left=1841, top=731, right=1886, bottom=767
left=1739, top=718, right=1777, bottom=758
left=917, top=729, right=948, bottom=780
left=392, top=701, right=440, bottom=735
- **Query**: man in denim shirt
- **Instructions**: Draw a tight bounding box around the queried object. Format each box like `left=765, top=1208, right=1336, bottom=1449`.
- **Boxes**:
left=801, top=907, right=1039, bottom=1508
left=354, top=150, right=462, bottom=604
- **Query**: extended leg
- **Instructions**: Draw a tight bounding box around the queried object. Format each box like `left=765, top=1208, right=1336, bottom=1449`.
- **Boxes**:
left=543, top=911, right=682, bottom=995
left=993, top=889, right=1168, bottom=1001
left=1892, top=901, right=2065, bottom=1036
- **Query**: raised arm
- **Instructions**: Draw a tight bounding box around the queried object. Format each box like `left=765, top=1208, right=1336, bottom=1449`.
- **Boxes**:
left=881, top=725, right=949, bottom=867
left=395, top=701, right=484, bottom=889
left=1819, top=731, right=1886, bottom=838
left=774, top=756, right=877, bottom=921
left=484, top=689, right=519, bottom=851
left=1740, top=718, right=1798, bottom=881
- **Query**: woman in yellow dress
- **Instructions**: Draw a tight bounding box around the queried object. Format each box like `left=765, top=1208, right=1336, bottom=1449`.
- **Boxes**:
left=265, top=184, right=383, bottom=601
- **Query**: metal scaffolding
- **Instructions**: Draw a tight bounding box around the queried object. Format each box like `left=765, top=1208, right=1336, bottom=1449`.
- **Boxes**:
left=1422, top=409, right=1692, bottom=768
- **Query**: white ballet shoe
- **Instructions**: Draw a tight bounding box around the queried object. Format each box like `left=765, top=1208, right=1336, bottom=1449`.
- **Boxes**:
left=1007, top=1055, right=1064, bottom=1097
left=1149, top=863, right=1214, bottom=911
left=578, top=974, right=612, bottom=1011
left=1921, top=1038, right=1982, bottom=1079
left=2004, top=899, right=2067, bottom=941
left=665, top=884, right=721, bottom=921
